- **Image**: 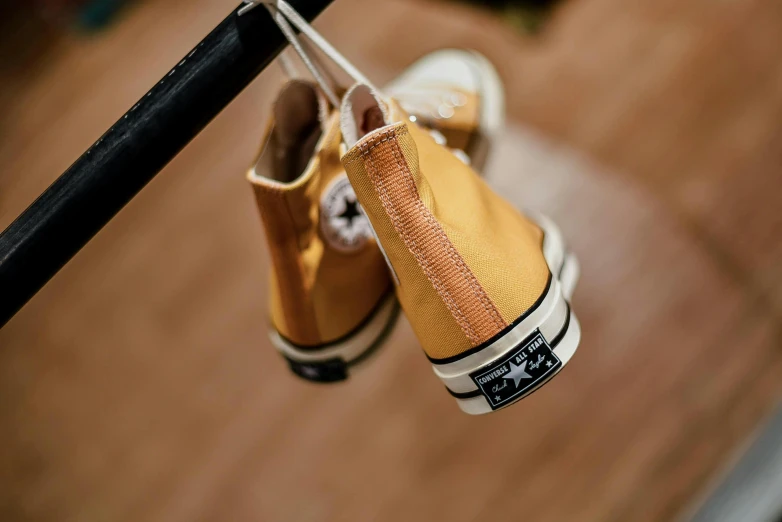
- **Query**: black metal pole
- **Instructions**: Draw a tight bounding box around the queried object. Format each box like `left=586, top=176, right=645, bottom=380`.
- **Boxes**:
left=0, top=1, right=333, bottom=328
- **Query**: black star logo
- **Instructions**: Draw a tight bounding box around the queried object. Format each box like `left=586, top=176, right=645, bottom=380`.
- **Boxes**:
left=337, top=197, right=361, bottom=227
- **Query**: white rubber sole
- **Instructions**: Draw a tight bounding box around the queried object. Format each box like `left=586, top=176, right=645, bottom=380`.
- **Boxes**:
left=431, top=214, right=581, bottom=414
left=270, top=291, right=399, bottom=383
left=560, top=252, right=580, bottom=302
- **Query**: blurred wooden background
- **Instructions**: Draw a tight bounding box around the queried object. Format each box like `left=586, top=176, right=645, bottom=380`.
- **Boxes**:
left=1, top=0, right=781, bottom=520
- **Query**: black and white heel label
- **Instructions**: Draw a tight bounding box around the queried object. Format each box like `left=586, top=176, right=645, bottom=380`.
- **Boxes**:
left=470, top=330, right=561, bottom=410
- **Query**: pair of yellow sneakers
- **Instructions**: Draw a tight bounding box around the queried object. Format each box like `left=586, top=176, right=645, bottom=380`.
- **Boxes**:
left=245, top=3, right=580, bottom=414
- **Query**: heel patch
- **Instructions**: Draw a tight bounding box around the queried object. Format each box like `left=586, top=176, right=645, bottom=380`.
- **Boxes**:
left=470, top=330, right=561, bottom=410
left=285, top=356, right=348, bottom=383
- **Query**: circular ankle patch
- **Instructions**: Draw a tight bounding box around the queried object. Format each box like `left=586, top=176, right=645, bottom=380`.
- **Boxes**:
left=320, top=175, right=373, bottom=253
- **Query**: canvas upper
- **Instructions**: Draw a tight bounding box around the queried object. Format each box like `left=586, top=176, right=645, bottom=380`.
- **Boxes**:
left=248, top=80, right=391, bottom=346
left=340, top=86, right=550, bottom=360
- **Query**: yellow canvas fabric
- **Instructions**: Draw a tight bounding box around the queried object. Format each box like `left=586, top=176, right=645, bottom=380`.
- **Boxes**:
left=342, top=101, right=549, bottom=359
left=249, top=112, right=391, bottom=346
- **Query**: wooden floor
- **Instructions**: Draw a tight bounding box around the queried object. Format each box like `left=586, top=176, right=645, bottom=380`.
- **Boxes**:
left=1, top=0, right=781, bottom=520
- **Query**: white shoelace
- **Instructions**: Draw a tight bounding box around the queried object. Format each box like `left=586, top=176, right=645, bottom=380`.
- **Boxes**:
left=240, top=1, right=470, bottom=165
left=239, top=0, right=377, bottom=106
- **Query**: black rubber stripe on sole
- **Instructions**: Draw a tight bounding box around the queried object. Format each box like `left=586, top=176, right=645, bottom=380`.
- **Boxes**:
left=549, top=302, right=571, bottom=348
left=277, top=285, right=395, bottom=351
left=345, top=300, right=401, bottom=367
left=283, top=300, right=401, bottom=384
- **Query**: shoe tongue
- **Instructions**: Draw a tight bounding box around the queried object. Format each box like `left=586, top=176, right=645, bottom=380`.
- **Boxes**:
left=340, top=84, right=392, bottom=148
left=271, top=80, right=331, bottom=183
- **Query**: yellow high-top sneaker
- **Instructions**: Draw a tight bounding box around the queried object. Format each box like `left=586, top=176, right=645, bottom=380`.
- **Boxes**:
left=340, top=85, right=581, bottom=413
left=248, top=56, right=505, bottom=382
left=248, top=80, right=396, bottom=382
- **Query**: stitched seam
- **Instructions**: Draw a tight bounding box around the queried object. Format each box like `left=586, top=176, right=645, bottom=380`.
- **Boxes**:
left=359, top=131, right=477, bottom=343
left=343, top=126, right=409, bottom=167
left=384, top=136, right=484, bottom=343
left=359, top=131, right=479, bottom=344
left=276, top=189, right=319, bottom=340
left=257, top=186, right=320, bottom=343
left=387, top=139, right=506, bottom=332
left=383, top=143, right=479, bottom=341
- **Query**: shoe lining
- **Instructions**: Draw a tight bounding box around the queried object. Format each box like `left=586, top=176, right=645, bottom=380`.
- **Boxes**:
left=254, top=81, right=325, bottom=184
